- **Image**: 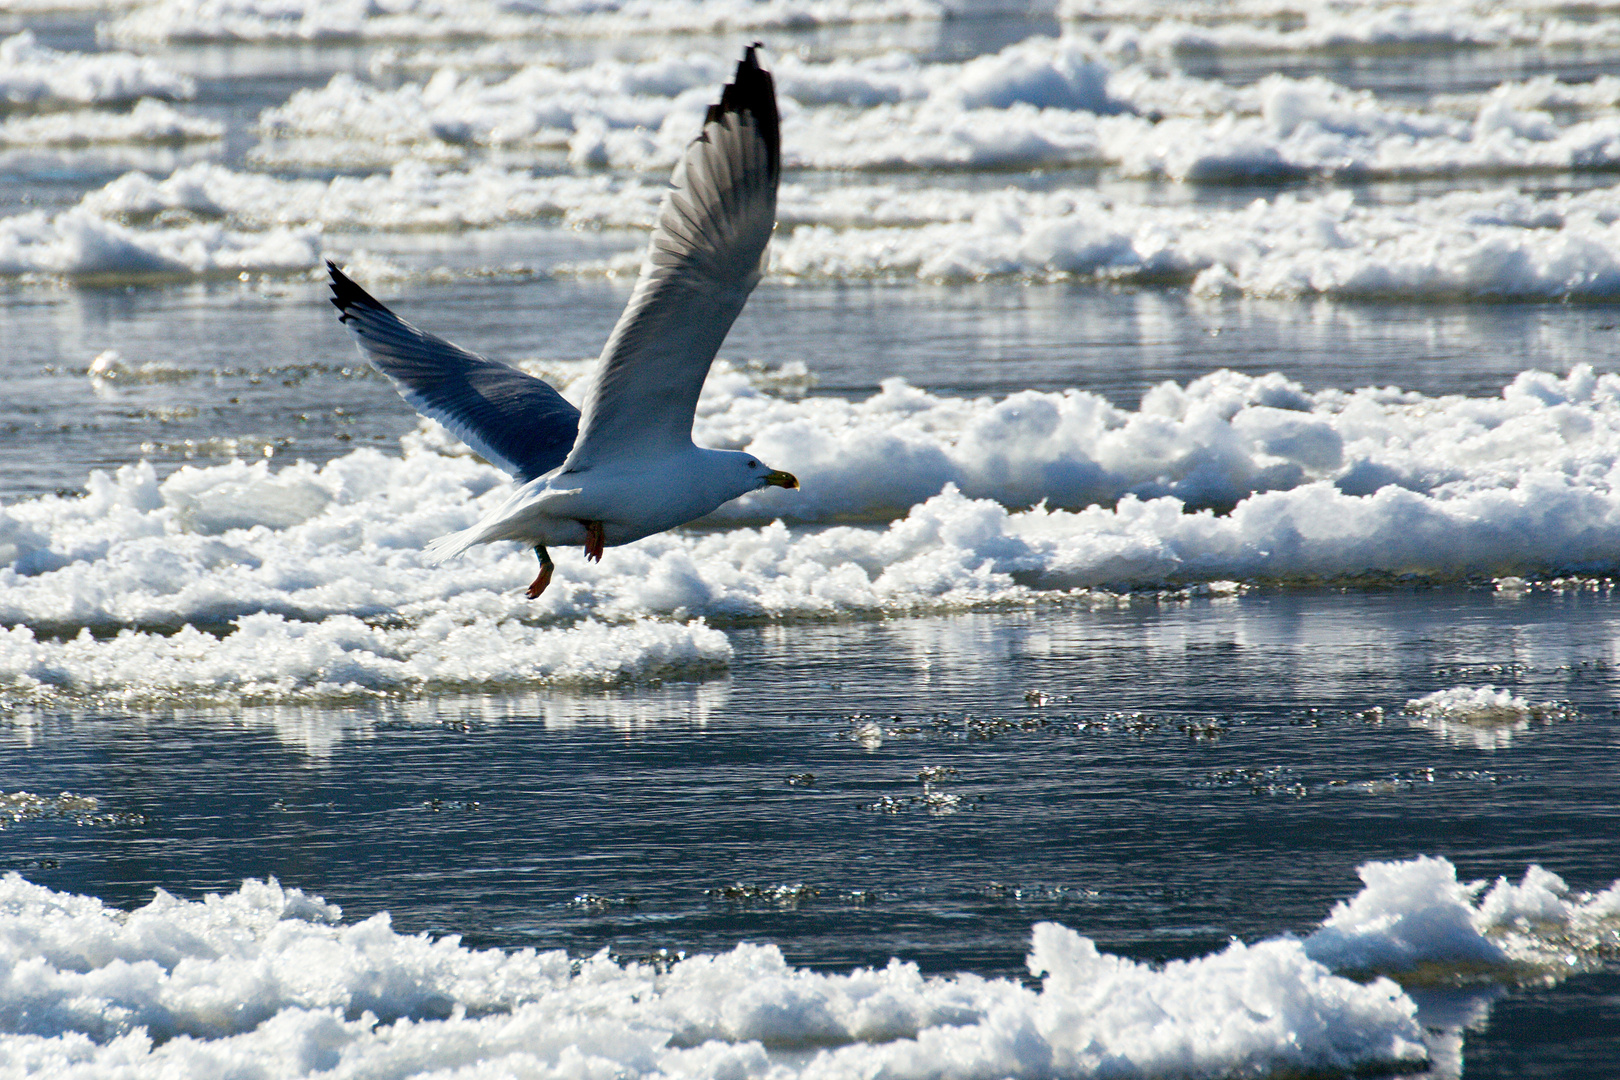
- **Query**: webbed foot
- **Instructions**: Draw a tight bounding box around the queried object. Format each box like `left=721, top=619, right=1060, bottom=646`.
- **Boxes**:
left=583, top=520, right=605, bottom=563
left=527, top=545, right=555, bottom=599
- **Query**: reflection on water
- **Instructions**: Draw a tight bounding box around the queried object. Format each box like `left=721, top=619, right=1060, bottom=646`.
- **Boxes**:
left=4, top=682, right=735, bottom=761
left=536, top=681, right=729, bottom=732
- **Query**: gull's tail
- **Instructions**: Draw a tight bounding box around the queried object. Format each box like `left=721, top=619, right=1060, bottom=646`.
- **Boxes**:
left=424, top=526, right=484, bottom=565
left=423, top=480, right=566, bottom=566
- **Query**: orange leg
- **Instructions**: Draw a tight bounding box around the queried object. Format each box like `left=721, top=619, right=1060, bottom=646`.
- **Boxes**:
left=526, top=545, right=554, bottom=599
left=583, top=520, right=605, bottom=563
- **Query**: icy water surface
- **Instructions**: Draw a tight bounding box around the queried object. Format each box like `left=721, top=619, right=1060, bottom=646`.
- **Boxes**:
left=5, top=590, right=1620, bottom=1075
left=4, top=0, right=1620, bottom=1075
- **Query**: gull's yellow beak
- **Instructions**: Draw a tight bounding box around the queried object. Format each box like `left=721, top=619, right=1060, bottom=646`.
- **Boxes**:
left=764, top=469, right=799, bottom=490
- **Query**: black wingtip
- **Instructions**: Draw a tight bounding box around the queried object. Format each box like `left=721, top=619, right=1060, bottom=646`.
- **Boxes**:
left=703, top=44, right=780, bottom=179
left=326, top=259, right=382, bottom=324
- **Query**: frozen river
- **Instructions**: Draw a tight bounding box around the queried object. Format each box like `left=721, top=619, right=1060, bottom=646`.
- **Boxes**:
left=2, top=0, right=1619, bottom=1075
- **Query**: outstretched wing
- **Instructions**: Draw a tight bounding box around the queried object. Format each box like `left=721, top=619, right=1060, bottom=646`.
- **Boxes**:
left=328, top=261, right=580, bottom=483
left=563, top=46, right=779, bottom=470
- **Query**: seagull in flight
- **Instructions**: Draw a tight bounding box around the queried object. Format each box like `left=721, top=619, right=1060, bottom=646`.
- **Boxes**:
left=328, top=47, right=797, bottom=598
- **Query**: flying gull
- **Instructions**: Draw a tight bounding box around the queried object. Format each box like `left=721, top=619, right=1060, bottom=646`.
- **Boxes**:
left=328, top=46, right=797, bottom=598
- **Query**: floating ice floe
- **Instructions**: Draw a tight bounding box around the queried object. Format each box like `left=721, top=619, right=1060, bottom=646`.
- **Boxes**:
left=0, top=100, right=221, bottom=148
left=101, top=0, right=943, bottom=46
left=780, top=56, right=1552, bottom=177
left=1099, top=75, right=1620, bottom=182
left=1400, top=685, right=1580, bottom=749
left=2, top=0, right=142, bottom=9
left=316, top=36, right=1175, bottom=167
left=0, top=614, right=732, bottom=707
left=0, top=31, right=194, bottom=108
left=684, top=362, right=1620, bottom=526
left=1067, top=0, right=1620, bottom=56
left=0, top=209, right=317, bottom=281
left=771, top=184, right=1620, bottom=298
left=30, top=157, right=1620, bottom=297
left=2, top=366, right=1620, bottom=698
left=0, top=855, right=1613, bottom=1077
left=1303, top=855, right=1620, bottom=978
left=254, top=43, right=1102, bottom=170
left=1436, top=73, right=1620, bottom=116
left=243, top=36, right=1620, bottom=179
left=82, top=160, right=662, bottom=232
left=252, top=64, right=702, bottom=168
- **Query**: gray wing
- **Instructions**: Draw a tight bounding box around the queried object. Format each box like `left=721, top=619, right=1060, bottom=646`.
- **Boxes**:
left=327, top=261, right=580, bottom=483
left=563, top=46, right=779, bottom=470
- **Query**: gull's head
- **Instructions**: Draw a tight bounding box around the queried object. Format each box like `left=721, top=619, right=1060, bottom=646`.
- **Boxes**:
left=729, top=451, right=798, bottom=494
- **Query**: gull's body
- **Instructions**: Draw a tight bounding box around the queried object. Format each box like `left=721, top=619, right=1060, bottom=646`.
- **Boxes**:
left=328, top=47, right=795, bottom=596
left=449, top=446, right=777, bottom=552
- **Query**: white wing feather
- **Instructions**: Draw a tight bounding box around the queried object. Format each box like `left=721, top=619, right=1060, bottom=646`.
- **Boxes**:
left=563, top=48, right=780, bottom=470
